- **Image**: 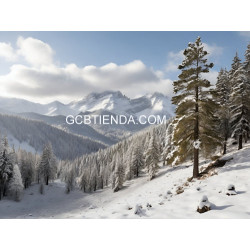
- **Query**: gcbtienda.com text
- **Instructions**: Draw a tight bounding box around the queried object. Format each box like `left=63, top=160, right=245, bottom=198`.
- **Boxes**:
left=66, top=115, right=167, bottom=125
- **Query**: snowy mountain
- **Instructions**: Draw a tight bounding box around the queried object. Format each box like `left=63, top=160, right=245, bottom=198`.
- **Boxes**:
left=0, top=91, right=174, bottom=118
left=0, top=96, right=77, bottom=116
left=0, top=91, right=174, bottom=145
left=69, top=91, right=174, bottom=118
left=0, top=113, right=106, bottom=160
left=18, top=112, right=118, bottom=145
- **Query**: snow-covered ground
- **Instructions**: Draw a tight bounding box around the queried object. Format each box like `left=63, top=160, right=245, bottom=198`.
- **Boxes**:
left=1, top=143, right=250, bottom=219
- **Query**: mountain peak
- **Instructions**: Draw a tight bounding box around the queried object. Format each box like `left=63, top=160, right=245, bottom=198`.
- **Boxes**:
left=85, top=90, right=129, bottom=100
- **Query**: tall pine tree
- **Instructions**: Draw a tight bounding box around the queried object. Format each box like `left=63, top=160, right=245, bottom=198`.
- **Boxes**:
left=172, top=37, right=221, bottom=178
left=215, top=68, right=231, bottom=154
left=145, top=132, right=159, bottom=180
left=229, top=53, right=250, bottom=149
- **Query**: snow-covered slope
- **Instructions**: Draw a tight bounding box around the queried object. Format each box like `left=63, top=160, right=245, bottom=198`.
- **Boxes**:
left=1, top=143, right=249, bottom=219
left=0, top=113, right=106, bottom=160
left=18, top=112, right=118, bottom=146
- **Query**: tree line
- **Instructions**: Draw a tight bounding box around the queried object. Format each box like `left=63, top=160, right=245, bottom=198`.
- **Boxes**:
left=0, top=134, right=58, bottom=201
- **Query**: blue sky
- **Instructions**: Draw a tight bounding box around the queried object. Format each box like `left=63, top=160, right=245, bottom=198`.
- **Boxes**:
left=0, top=31, right=250, bottom=103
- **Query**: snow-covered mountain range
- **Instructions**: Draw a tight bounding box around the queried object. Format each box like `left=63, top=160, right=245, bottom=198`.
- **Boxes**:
left=0, top=91, right=174, bottom=118
left=0, top=91, right=174, bottom=155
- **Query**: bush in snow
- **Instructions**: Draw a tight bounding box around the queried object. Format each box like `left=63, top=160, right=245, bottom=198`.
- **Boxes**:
left=226, top=184, right=237, bottom=196
left=8, top=164, right=24, bottom=201
left=146, top=203, right=152, bottom=209
left=134, top=204, right=145, bottom=216
left=197, top=195, right=211, bottom=213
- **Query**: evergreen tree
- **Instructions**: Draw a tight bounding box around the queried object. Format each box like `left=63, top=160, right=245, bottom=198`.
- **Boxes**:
left=145, top=132, right=159, bottom=180
left=124, top=146, right=134, bottom=180
left=0, top=137, right=14, bottom=200
left=172, top=37, right=221, bottom=178
left=215, top=68, right=231, bottom=154
left=162, top=120, right=176, bottom=166
left=229, top=53, right=250, bottom=149
left=131, top=142, right=144, bottom=177
left=18, top=150, right=34, bottom=189
left=112, top=154, right=125, bottom=192
left=38, top=143, right=57, bottom=185
left=8, top=164, right=23, bottom=201
left=243, top=43, right=250, bottom=122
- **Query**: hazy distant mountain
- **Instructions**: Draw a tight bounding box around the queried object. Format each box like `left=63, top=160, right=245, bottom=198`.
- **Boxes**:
left=18, top=112, right=118, bottom=145
left=0, top=91, right=174, bottom=151
left=0, top=113, right=106, bottom=160
left=0, top=91, right=174, bottom=118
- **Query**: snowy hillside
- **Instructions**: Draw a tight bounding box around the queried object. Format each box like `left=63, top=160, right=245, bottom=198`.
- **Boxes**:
left=0, top=113, right=106, bottom=160
left=18, top=112, right=118, bottom=146
left=1, top=142, right=249, bottom=219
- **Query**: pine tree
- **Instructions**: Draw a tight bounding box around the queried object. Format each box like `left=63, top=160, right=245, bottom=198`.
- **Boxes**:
left=19, top=150, right=34, bottom=189
left=229, top=53, right=250, bottom=149
left=162, top=120, right=176, bottom=166
left=215, top=68, right=231, bottom=154
left=124, top=146, right=134, bottom=180
left=38, top=143, right=57, bottom=185
left=172, top=37, right=221, bottom=178
left=0, top=137, right=14, bottom=200
left=112, top=154, right=125, bottom=192
left=243, top=43, right=250, bottom=124
left=8, top=164, right=23, bottom=201
left=131, top=142, right=144, bottom=177
left=145, top=132, right=159, bottom=180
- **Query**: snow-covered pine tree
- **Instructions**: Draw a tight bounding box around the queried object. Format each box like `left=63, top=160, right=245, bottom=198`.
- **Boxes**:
left=64, top=164, right=76, bottom=193
left=0, top=136, right=14, bottom=200
left=125, top=145, right=134, bottom=180
left=18, top=150, right=34, bottom=189
left=8, top=164, right=24, bottom=201
left=172, top=37, right=221, bottom=178
left=243, top=43, right=250, bottom=123
left=89, top=165, right=98, bottom=191
left=38, top=143, right=57, bottom=185
left=229, top=53, right=250, bottom=149
left=112, top=154, right=125, bottom=192
left=145, top=132, right=159, bottom=180
left=215, top=68, right=231, bottom=154
left=162, top=119, right=176, bottom=166
left=131, top=142, right=144, bottom=177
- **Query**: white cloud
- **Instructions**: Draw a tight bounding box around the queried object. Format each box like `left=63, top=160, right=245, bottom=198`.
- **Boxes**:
left=17, top=36, right=54, bottom=67
left=0, top=54, right=173, bottom=103
left=203, top=43, right=223, bottom=57
left=0, top=42, right=18, bottom=61
left=165, top=50, right=184, bottom=73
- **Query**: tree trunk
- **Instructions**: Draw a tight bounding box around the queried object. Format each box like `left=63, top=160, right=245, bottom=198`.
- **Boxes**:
left=223, top=142, right=227, bottom=155
left=193, top=86, right=199, bottom=178
left=238, top=134, right=243, bottom=150
left=193, top=148, right=199, bottom=178
left=46, top=176, right=49, bottom=185
left=223, top=134, right=228, bottom=155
